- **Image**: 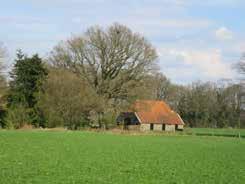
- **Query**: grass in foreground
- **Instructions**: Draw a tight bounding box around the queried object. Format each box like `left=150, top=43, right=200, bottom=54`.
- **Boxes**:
left=0, top=130, right=244, bottom=184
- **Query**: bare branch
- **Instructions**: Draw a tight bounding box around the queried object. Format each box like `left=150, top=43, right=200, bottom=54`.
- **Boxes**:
left=49, top=23, right=158, bottom=101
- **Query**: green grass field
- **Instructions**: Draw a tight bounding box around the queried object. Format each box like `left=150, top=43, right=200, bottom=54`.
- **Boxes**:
left=0, top=130, right=245, bottom=184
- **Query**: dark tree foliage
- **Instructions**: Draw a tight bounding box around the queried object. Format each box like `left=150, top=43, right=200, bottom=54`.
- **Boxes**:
left=7, top=50, right=47, bottom=127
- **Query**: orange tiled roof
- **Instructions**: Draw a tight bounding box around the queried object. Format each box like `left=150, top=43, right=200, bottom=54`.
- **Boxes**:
left=131, top=100, right=184, bottom=125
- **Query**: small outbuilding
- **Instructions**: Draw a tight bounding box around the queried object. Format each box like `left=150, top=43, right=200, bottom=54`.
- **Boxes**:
left=117, top=100, right=185, bottom=131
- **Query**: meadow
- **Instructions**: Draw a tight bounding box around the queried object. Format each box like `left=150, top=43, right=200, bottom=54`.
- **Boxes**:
left=0, top=130, right=244, bottom=184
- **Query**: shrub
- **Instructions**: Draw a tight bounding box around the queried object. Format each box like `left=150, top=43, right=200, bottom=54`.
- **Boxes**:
left=5, top=105, right=32, bottom=129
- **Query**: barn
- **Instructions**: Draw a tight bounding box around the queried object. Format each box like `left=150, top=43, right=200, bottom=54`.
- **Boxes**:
left=117, top=100, right=185, bottom=131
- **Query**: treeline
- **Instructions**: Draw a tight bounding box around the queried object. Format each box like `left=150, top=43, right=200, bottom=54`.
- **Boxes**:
left=162, top=80, right=242, bottom=128
left=0, top=24, right=244, bottom=129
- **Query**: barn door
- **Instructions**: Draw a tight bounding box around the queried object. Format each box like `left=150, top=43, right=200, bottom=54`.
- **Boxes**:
left=162, top=124, right=165, bottom=131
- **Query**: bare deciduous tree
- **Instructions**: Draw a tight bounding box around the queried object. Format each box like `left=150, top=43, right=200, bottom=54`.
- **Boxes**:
left=0, top=44, right=5, bottom=59
left=49, top=23, right=158, bottom=102
left=0, top=43, right=6, bottom=70
left=236, top=53, right=245, bottom=78
left=0, top=43, right=6, bottom=92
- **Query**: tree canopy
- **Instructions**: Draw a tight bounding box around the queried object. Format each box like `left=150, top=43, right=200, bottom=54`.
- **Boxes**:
left=6, top=50, right=47, bottom=128
left=50, top=23, right=158, bottom=103
left=8, top=50, right=47, bottom=108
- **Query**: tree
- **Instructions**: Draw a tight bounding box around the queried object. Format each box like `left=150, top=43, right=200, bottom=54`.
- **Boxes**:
left=50, top=23, right=158, bottom=107
left=148, top=73, right=171, bottom=100
left=235, top=54, right=245, bottom=128
left=0, top=45, right=5, bottom=59
left=37, top=68, right=101, bottom=129
left=175, top=81, right=241, bottom=128
left=7, top=50, right=47, bottom=127
left=148, top=73, right=186, bottom=111
left=215, top=83, right=240, bottom=128
left=0, top=44, right=7, bottom=128
left=236, top=53, right=245, bottom=76
left=0, top=44, right=7, bottom=91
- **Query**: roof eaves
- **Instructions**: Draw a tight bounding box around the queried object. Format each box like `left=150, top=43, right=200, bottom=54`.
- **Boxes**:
left=177, top=113, right=185, bottom=125
left=134, top=112, right=142, bottom=124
